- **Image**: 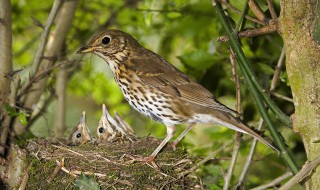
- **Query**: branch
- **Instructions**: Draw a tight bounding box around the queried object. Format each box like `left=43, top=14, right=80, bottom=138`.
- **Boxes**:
left=270, top=47, right=286, bottom=91
left=251, top=172, right=293, bottom=190
left=0, top=0, right=13, bottom=111
left=236, top=118, right=263, bottom=188
left=223, top=50, right=242, bottom=190
left=248, top=0, right=268, bottom=22
left=215, top=0, right=266, bottom=25
left=217, top=24, right=277, bottom=42
left=266, top=0, right=277, bottom=20
left=279, top=156, right=320, bottom=190
left=31, top=0, right=63, bottom=74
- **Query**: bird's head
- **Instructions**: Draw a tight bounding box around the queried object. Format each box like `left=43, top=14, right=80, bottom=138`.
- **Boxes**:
left=77, top=30, right=139, bottom=62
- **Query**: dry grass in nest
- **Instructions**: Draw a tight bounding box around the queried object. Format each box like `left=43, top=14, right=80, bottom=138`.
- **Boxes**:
left=25, top=137, right=204, bottom=189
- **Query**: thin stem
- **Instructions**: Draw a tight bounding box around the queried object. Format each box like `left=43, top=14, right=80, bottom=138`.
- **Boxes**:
left=214, top=0, right=299, bottom=174
left=216, top=0, right=266, bottom=25
left=251, top=172, right=293, bottom=190
left=236, top=118, right=264, bottom=188
left=279, top=155, right=320, bottom=190
left=271, top=92, right=293, bottom=103
left=248, top=0, right=268, bottom=22
left=266, top=0, right=277, bottom=20
left=31, top=0, right=63, bottom=74
left=217, top=25, right=277, bottom=42
left=270, top=47, right=286, bottom=91
left=235, top=0, right=249, bottom=32
left=223, top=50, right=242, bottom=190
left=223, top=133, right=241, bottom=190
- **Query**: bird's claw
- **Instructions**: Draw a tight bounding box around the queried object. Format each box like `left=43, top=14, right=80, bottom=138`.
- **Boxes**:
left=125, top=154, right=159, bottom=170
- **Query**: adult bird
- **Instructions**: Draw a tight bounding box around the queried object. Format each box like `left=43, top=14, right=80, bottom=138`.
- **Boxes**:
left=77, top=30, right=277, bottom=164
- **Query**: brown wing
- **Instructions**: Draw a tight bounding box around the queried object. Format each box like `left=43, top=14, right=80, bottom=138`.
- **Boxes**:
left=126, top=50, right=238, bottom=115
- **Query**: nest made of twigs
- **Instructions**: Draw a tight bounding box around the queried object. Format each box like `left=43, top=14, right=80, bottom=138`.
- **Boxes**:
left=25, top=137, right=203, bottom=189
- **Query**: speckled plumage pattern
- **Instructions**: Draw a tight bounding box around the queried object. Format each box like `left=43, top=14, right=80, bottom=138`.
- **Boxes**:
left=77, top=30, right=277, bottom=162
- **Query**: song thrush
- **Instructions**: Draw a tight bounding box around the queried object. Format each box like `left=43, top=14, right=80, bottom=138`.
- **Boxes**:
left=97, top=104, right=136, bottom=143
left=68, top=111, right=94, bottom=146
left=77, top=30, right=277, bottom=162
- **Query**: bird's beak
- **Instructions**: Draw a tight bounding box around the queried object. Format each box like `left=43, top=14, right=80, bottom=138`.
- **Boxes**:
left=77, top=46, right=95, bottom=54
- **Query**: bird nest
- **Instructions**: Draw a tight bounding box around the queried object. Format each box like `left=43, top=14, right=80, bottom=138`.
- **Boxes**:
left=25, top=137, right=203, bottom=189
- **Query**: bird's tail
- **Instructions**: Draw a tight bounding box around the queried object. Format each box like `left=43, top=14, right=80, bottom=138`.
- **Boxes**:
left=209, top=110, right=278, bottom=151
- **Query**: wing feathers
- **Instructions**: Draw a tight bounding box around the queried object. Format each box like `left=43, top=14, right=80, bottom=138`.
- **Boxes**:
left=128, top=54, right=238, bottom=115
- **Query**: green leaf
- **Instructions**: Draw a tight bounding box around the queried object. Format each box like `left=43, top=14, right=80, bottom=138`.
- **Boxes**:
left=166, top=12, right=182, bottom=19
left=178, top=51, right=217, bottom=70
left=18, top=112, right=28, bottom=126
left=257, top=63, right=275, bottom=75
left=4, top=105, right=19, bottom=117
left=74, top=174, right=100, bottom=190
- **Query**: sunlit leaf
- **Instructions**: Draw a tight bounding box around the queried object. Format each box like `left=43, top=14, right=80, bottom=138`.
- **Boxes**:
left=18, top=112, right=28, bottom=126
left=166, top=11, right=182, bottom=19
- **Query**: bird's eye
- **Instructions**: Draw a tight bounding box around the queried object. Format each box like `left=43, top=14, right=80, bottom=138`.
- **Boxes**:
left=98, top=127, right=105, bottom=133
left=76, top=133, right=81, bottom=138
left=102, top=37, right=110, bottom=45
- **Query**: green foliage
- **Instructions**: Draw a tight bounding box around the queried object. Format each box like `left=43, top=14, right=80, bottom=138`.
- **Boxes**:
left=74, top=174, right=100, bottom=190
left=4, top=104, right=29, bottom=125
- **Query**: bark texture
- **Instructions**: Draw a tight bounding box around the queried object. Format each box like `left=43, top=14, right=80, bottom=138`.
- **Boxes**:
left=279, top=0, right=320, bottom=189
left=0, top=0, right=12, bottom=111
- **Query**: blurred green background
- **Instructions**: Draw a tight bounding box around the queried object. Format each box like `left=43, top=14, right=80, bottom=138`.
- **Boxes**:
left=11, top=0, right=304, bottom=188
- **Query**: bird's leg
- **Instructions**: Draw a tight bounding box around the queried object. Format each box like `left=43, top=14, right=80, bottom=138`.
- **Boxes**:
left=171, top=123, right=196, bottom=150
left=142, top=125, right=176, bottom=163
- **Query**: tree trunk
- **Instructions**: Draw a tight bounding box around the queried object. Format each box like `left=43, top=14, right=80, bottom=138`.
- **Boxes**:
left=0, top=0, right=12, bottom=112
left=279, top=0, right=320, bottom=189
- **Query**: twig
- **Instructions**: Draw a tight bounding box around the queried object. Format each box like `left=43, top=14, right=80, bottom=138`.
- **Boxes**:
left=18, top=164, right=30, bottom=190
left=31, top=0, right=63, bottom=74
left=248, top=0, right=268, bottom=22
left=19, top=60, right=69, bottom=98
left=48, top=158, right=64, bottom=183
left=236, top=118, right=264, bottom=188
left=271, top=92, right=293, bottom=103
left=56, top=160, right=77, bottom=177
left=95, top=153, right=127, bottom=166
left=235, top=0, right=249, bottom=32
left=68, top=169, right=107, bottom=178
left=182, top=139, right=235, bottom=175
left=215, top=0, right=266, bottom=25
left=223, top=133, right=241, bottom=190
left=223, top=49, right=243, bottom=190
left=266, top=0, right=277, bottom=20
left=230, top=49, right=242, bottom=114
left=51, top=144, right=87, bottom=158
left=270, top=47, right=286, bottom=91
left=217, top=25, right=277, bottom=42
left=278, top=156, right=320, bottom=190
left=250, top=171, right=292, bottom=190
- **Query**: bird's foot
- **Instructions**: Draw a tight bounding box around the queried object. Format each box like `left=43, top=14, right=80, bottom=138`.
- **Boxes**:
left=171, top=141, right=178, bottom=151
left=125, top=154, right=159, bottom=170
